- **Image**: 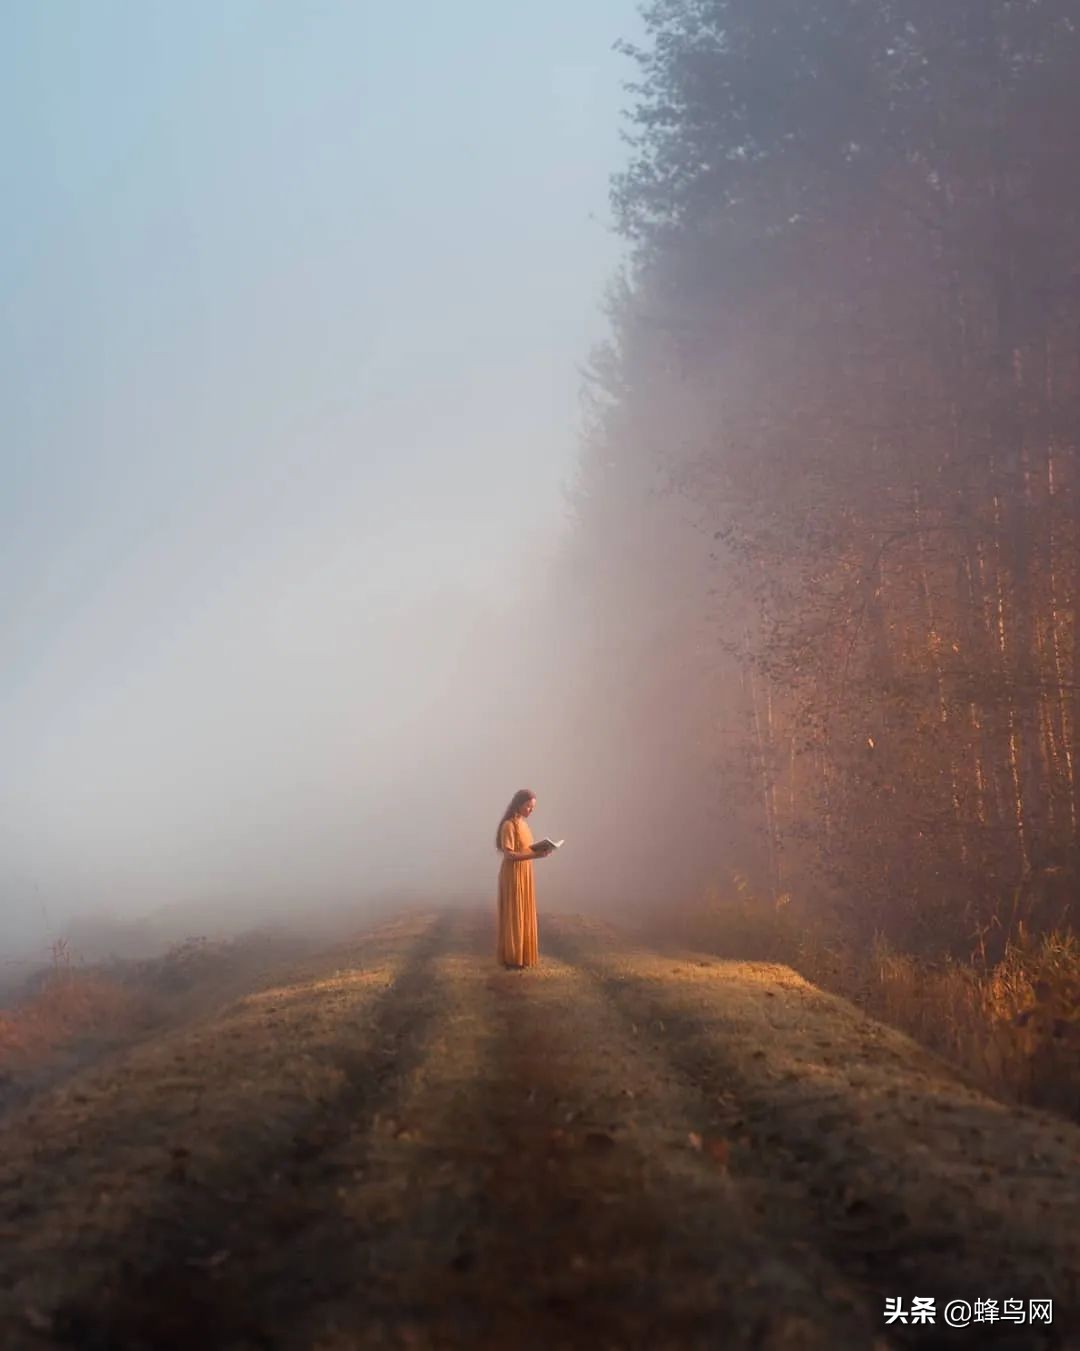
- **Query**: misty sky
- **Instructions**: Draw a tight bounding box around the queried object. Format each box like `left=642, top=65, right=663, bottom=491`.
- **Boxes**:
left=2, top=2, right=639, bottom=949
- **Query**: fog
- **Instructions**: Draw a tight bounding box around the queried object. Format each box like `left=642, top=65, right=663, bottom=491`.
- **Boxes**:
left=2, top=2, right=644, bottom=958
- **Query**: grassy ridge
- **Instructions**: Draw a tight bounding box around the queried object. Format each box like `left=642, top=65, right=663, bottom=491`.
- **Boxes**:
left=653, top=893, right=1080, bottom=1122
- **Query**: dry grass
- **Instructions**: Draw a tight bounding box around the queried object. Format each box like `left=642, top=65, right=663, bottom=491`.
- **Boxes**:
left=0, top=922, right=396, bottom=1112
left=0, top=939, right=147, bottom=1066
left=654, top=890, right=1080, bottom=1121
left=861, top=928, right=1080, bottom=1119
left=0, top=932, right=275, bottom=1088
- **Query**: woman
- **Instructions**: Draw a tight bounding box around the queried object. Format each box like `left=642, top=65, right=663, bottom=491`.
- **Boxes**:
left=495, top=788, right=553, bottom=968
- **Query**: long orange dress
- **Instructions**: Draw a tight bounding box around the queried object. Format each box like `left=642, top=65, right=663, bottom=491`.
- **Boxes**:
left=497, top=815, right=540, bottom=967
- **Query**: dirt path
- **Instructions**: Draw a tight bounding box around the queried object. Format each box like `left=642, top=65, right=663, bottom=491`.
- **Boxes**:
left=0, top=911, right=1076, bottom=1350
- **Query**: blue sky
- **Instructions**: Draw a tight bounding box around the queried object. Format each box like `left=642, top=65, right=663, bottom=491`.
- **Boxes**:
left=1, top=1, right=641, bottom=946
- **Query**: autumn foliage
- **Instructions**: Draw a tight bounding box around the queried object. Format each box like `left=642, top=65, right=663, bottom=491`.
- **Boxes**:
left=557, top=0, right=1080, bottom=1112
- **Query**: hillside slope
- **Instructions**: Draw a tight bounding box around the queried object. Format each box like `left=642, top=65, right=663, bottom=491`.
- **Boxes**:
left=0, top=911, right=1076, bottom=1349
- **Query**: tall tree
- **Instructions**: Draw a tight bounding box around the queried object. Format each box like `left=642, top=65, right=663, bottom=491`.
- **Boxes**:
left=565, top=0, right=1080, bottom=952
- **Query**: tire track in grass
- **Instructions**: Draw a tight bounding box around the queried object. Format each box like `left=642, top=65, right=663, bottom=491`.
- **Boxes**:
left=546, top=916, right=1080, bottom=1350
left=16, top=910, right=1075, bottom=1349
left=29, top=912, right=453, bottom=1350
left=284, top=910, right=505, bottom=1349
left=307, top=911, right=881, bottom=1350
left=472, top=945, right=881, bottom=1349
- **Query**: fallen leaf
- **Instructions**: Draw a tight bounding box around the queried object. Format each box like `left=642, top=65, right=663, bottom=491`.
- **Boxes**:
left=688, top=1131, right=703, bottom=1151
left=705, top=1138, right=730, bottom=1168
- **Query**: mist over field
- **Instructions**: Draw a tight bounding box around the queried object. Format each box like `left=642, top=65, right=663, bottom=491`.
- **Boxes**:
left=3, top=6, right=1080, bottom=1328
left=1, top=2, right=649, bottom=959
left=3, top=9, right=1079, bottom=1339
left=7, top=0, right=1080, bottom=1050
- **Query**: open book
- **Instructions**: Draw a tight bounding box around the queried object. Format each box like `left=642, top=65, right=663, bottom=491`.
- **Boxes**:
left=532, top=838, right=565, bottom=852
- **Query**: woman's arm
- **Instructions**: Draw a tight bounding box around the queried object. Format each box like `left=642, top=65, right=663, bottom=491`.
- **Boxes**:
left=499, top=817, right=547, bottom=862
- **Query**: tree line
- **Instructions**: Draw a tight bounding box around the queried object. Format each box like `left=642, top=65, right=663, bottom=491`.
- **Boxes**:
left=561, top=0, right=1080, bottom=957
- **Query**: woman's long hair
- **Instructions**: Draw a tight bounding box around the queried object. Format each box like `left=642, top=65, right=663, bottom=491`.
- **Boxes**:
left=495, top=789, right=535, bottom=849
